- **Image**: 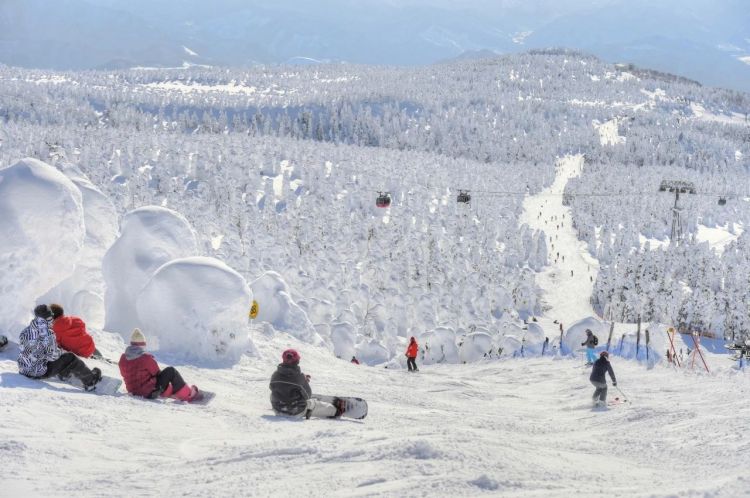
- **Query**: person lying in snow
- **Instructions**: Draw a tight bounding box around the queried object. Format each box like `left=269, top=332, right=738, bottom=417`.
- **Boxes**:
left=49, top=303, right=101, bottom=359
left=269, top=349, right=344, bottom=418
left=118, top=328, right=200, bottom=402
left=17, top=305, right=102, bottom=390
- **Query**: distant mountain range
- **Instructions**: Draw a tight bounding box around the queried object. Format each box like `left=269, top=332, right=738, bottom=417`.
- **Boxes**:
left=1, top=0, right=749, bottom=92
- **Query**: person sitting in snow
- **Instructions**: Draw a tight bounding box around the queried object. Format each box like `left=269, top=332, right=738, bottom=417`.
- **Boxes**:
left=581, top=329, right=598, bottom=365
left=350, top=356, right=360, bottom=365
left=590, top=351, right=617, bottom=407
left=269, top=349, right=344, bottom=418
left=17, top=305, right=102, bottom=390
left=49, top=304, right=101, bottom=359
left=118, top=328, right=201, bottom=402
left=405, top=336, right=419, bottom=372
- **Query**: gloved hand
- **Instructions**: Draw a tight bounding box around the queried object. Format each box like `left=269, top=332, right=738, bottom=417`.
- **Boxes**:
left=305, top=374, right=311, bottom=381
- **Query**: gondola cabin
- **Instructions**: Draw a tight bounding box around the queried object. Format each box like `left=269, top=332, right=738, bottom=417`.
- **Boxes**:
left=376, top=192, right=391, bottom=208
left=457, top=190, right=471, bottom=204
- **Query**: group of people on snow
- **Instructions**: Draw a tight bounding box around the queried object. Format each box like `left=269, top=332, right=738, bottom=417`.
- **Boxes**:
left=8, top=304, right=617, bottom=412
left=12, top=305, right=202, bottom=401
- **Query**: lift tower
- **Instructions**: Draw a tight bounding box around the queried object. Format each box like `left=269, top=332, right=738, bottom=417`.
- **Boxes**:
left=658, top=180, right=695, bottom=245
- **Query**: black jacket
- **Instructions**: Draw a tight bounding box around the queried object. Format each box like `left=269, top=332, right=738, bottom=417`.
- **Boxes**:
left=269, top=363, right=312, bottom=415
left=590, top=357, right=616, bottom=384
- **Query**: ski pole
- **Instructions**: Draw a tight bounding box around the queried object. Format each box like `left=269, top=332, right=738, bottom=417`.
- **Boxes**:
left=615, top=385, right=630, bottom=402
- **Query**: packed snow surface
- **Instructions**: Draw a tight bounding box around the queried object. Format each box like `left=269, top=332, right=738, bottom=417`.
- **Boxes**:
left=1, top=335, right=748, bottom=497
left=0, top=158, right=85, bottom=338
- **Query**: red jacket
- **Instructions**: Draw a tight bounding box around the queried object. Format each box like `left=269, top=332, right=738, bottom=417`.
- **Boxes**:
left=52, top=316, right=96, bottom=358
left=119, top=347, right=159, bottom=397
left=406, top=341, right=418, bottom=358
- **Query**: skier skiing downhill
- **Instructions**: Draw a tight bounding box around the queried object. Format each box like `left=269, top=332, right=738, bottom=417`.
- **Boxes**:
left=270, top=349, right=345, bottom=419
left=49, top=303, right=100, bottom=359
left=405, top=337, right=419, bottom=372
left=17, top=305, right=102, bottom=390
left=590, top=351, right=617, bottom=407
left=581, top=329, right=598, bottom=365
left=118, top=328, right=201, bottom=402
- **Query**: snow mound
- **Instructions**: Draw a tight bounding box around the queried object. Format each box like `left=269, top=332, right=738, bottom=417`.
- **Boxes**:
left=562, top=316, right=605, bottom=355
left=330, top=321, right=356, bottom=360
left=355, top=338, right=390, bottom=365
left=41, top=163, right=118, bottom=328
left=103, top=206, right=198, bottom=336
left=250, top=271, right=320, bottom=344
left=458, top=332, right=493, bottom=363
left=421, top=327, right=459, bottom=364
left=0, top=158, right=85, bottom=337
left=135, top=256, right=253, bottom=365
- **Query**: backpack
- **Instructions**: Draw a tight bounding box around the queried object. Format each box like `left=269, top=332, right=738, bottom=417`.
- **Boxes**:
left=592, top=335, right=599, bottom=346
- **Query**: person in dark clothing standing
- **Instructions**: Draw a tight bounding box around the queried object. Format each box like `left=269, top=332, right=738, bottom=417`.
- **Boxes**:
left=269, top=349, right=344, bottom=418
left=590, top=351, right=617, bottom=406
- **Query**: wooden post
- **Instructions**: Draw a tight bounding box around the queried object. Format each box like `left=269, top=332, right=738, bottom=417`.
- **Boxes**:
left=606, top=321, right=615, bottom=351
left=636, top=316, right=641, bottom=359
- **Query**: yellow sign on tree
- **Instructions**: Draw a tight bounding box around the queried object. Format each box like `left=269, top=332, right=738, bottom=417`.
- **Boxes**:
left=249, top=300, right=259, bottom=319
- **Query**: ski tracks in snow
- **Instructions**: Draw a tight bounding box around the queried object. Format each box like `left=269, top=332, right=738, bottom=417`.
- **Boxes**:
left=520, top=154, right=600, bottom=325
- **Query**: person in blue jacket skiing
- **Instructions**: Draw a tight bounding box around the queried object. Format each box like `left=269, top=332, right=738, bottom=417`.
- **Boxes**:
left=590, top=351, right=617, bottom=406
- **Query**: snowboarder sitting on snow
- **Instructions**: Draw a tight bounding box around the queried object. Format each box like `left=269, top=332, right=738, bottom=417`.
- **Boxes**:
left=350, top=356, right=360, bottom=365
left=118, top=328, right=200, bottom=402
left=17, top=305, right=102, bottom=390
left=581, top=329, right=598, bottom=365
left=269, top=349, right=344, bottom=418
left=49, top=304, right=101, bottom=359
left=405, top=336, right=419, bottom=372
left=590, top=351, right=617, bottom=406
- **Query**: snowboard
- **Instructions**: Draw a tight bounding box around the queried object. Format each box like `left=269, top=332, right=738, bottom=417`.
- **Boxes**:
left=313, top=394, right=368, bottom=420
left=189, top=390, right=216, bottom=405
left=50, top=375, right=122, bottom=395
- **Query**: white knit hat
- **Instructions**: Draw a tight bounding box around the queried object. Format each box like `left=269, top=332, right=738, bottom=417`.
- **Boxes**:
left=130, top=328, right=146, bottom=346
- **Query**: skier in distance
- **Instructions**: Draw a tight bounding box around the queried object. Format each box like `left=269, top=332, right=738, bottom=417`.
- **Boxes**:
left=581, top=329, right=598, bottom=365
left=406, top=336, right=419, bottom=372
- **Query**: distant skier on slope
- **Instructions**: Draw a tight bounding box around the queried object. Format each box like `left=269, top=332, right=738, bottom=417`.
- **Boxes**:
left=17, top=305, right=102, bottom=390
left=406, top=336, right=419, bottom=372
left=269, top=349, right=345, bottom=418
left=590, top=351, right=617, bottom=407
left=118, top=328, right=201, bottom=402
left=49, top=304, right=100, bottom=359
left=581, top=329, right=598, bottom=365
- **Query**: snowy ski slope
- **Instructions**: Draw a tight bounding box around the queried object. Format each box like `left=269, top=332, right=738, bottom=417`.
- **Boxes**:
left=1, top=333, right=747, bottom=497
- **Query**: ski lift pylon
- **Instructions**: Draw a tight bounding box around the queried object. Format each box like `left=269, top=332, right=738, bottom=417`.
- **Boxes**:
left=376, top=191, right=391, bottom=208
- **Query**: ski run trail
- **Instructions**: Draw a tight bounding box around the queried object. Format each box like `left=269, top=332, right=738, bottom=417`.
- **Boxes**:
left=2, top=153, right=749, bottom=497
